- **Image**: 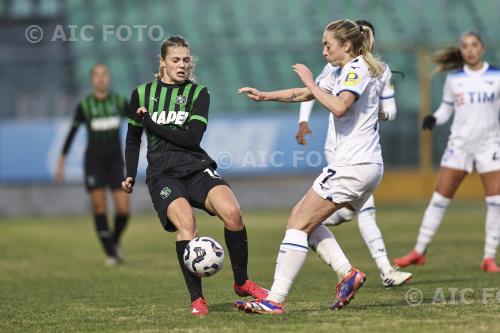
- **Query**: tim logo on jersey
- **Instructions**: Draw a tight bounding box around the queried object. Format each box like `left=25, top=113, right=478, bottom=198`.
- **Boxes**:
left=455, top=91, right=497, bottom=106
left=151, top=110, right=189, bottom=126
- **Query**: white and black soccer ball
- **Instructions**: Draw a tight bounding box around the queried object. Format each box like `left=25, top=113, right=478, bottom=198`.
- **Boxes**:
left=183, top=237, right=224, bottom=277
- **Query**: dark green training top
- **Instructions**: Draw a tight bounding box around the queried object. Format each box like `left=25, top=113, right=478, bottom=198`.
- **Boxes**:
left=125, top=79, right=216, bottom=180
left=62, top=93, right=127, bottom=158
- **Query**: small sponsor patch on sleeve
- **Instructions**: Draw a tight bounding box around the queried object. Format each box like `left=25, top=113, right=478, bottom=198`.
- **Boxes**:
left=344, top=71, right=361, bottom=86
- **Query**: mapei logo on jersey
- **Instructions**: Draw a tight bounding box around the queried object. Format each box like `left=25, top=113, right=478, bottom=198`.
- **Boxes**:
left=90, top=116, right=121, bottom=131
left=175, top=95, right=187, bottom=106
left=151, top=110, right=190, bottom=125
left=160, top=186, right=171, bottom=199
left=344, top=71, right=361, bottom=86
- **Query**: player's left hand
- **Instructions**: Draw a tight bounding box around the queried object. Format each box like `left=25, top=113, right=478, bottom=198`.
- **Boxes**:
left=292, top=64, right=315, bottom=87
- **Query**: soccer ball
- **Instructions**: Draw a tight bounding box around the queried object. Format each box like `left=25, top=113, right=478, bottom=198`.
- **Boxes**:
left=183, top=237, right=224, bottom=277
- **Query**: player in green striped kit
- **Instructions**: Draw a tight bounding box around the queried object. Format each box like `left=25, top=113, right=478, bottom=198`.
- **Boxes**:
left=56, top=64, right=130, bottom=266
left=121, top=36, right=267, bottom=315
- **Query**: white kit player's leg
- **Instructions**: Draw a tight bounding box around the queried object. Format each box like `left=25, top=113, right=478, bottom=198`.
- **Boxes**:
left=267, top=229, right=309, bottom=304
left=323, top=207, right=356, bottom=226
left=357, top=196, right=412, bottom=287
left=414, top=192, right=451, bottom=254
left=308, top=224, right=353, bottom=281
left=484, top=195, right=500, bottom=260
left=357, top=195, right=391, bottom=274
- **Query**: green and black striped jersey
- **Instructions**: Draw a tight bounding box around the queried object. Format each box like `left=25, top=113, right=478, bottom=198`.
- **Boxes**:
left=62, top=92, right=127, bottom=158
left=126, top=79, right=215, bottom=179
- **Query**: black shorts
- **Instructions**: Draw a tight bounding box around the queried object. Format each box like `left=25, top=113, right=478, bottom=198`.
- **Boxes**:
left=84, top=155, right=124, bottom=192
left=147, top=167, right=229, bottom=232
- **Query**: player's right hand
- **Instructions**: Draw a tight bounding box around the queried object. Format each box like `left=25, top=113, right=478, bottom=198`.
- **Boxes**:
left=296, top=121, right=313, bottom=145
left=121, top=177, right=135, bottom=193
left=422, top=115, right=437, bottom=131
left=238, top=87, right=266, bottom=101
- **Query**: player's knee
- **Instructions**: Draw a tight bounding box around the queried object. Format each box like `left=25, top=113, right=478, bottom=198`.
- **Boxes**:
left=338, top=207, right=355, bottom=222
left=91, top=202, right=106, bottom=214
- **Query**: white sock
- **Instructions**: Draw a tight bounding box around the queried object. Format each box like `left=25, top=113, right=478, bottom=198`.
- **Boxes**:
left=308, top=224, right=352, bottom=281
left=484, top=195, right=500, bottom=259
left=323, top=207, right=356, bottom=226
left=415, top=192, right=451, bottom=254
left=267, top=229, right=308, bottom=304
left=358, top=206, right=392, bottom=275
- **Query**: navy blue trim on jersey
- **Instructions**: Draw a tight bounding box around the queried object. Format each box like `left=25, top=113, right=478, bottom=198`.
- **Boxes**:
left=486, top=65, right=500, bottom=73
left=380, top=94, right=395, bottom=100
left=336, top=89, right=360, bottom=100
left=442, top=100, right=454, bottom=105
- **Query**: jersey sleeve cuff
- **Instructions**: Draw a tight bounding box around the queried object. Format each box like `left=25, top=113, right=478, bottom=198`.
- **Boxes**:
left=189, top=115, right=208, bottom=124
left=336, top=89, right=360, bottom=100
left=128, top=118, right=143, bottom=127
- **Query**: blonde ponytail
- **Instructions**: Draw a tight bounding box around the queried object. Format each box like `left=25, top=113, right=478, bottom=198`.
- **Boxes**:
left=359, top=26, right=384, bottom=77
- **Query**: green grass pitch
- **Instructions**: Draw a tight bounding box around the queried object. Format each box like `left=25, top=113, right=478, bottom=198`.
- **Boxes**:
left=1, top=201, right=499, bottom=332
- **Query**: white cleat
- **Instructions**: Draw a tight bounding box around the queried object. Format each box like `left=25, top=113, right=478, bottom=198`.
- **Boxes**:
left=105, top=256, right=120, bottom=267
left=115, top=244, right=125, bottom=261
left=381, top=268, right=412, bottom=288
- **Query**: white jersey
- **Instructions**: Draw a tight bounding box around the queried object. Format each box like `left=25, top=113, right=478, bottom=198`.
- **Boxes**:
left=317, top=56, right=383, bottom=166
left=433, top=62, right=500, bottom=151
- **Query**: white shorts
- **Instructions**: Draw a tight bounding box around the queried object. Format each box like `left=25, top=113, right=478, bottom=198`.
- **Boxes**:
left=440, top=140, right=500, bottom=174
left=312, top=163, right=384, bottom=212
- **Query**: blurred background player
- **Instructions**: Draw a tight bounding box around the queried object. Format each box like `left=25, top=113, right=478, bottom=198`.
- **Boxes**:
left=394, top=32, right=500, bottom=272
left=237, top=19, right=385, bottom=314
left=121, top=36, right=267, bottom=315
left=55, top=63, right=130, bottom=265
left=297, top=20, right=412, bottom=287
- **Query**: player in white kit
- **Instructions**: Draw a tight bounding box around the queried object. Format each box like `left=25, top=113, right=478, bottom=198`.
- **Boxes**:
left=394, top=32, right=500, bottom=272
left=297, top=20, right=412, bottom=288
left=236, top=20, right=385, bottom=314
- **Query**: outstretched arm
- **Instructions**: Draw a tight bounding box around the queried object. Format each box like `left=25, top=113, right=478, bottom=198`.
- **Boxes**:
left=238, top=86, right=314, bottom=103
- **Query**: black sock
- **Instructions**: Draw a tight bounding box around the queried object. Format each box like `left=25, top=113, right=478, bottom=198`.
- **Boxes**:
left=94, top=214, right=117, bottom=257
left=224, top=227, right=249, bottom=286
left=113, top=214, right=129, bottom=244
left=176, top=240, right=203, bottom=302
